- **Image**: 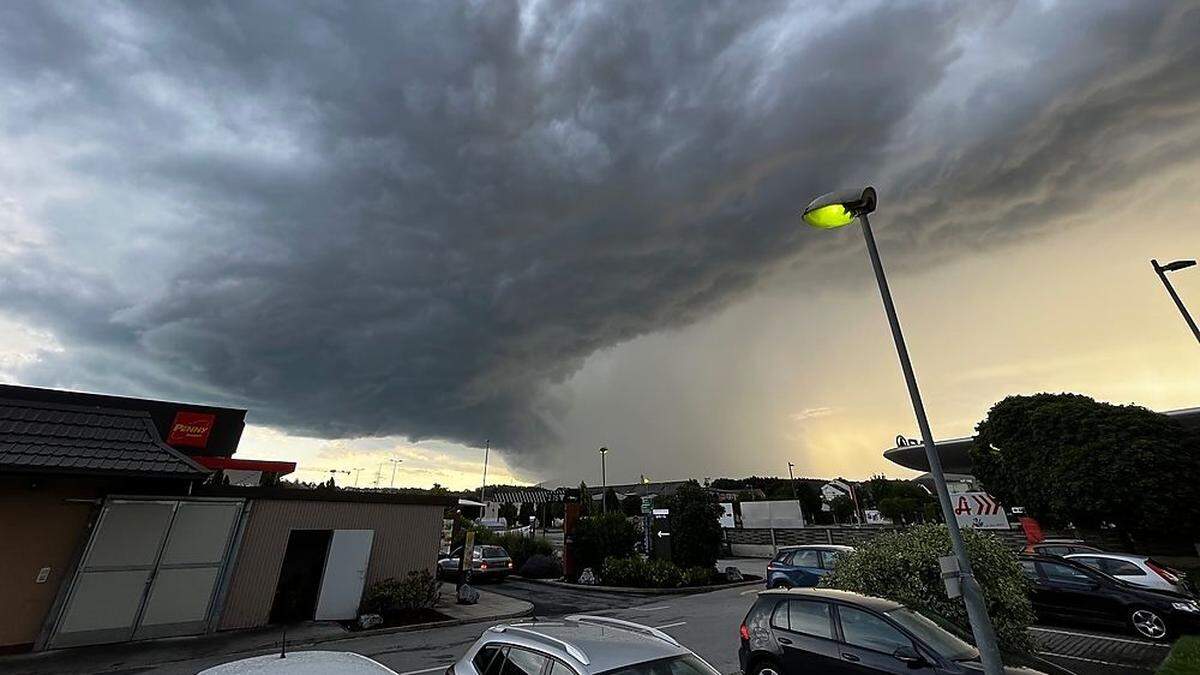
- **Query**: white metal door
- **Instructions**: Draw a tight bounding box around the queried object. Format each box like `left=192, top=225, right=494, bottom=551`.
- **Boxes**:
left=49, top=500, right=176, bottom=648
left=313, top=529, right=374, bottom=620
left=49, top=498, right=243, bottom=648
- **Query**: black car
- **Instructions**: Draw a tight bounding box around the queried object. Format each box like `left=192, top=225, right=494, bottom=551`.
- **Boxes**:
left=738, top=588, right=1074, bottom=675
left=1019, top=554, right=1200, bottom=641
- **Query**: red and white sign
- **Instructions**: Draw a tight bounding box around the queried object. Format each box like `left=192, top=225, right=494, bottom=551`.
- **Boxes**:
left=167, top=411, right=216, bottom=448
left=952, top=491, right=1008, bottom=530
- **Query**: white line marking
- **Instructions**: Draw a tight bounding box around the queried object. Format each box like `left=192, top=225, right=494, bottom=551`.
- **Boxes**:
left=399, top=666, right=450, bottom=675
left=630, top=605, right=671, bottom=611
left=739, top=589, right=761, bottom=596
left=1030, top=627, right=1171, bottom=648
left=1036, top=652, right=1151, bottom=669
left=655, top=621, right=687, bottom=629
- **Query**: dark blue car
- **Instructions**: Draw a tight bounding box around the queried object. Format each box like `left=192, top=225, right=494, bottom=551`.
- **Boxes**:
left=765, top=545, right=854, bottom=589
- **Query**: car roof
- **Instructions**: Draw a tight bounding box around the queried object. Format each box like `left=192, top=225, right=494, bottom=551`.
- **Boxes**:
left=760, top=587, right=903, bottom=611
left=777, top=545, right=854, bottom=552
left=199, top=651, right=397, bottom=675
left=485, top=617, right=690, bottom=673
left=1064, top=552, right=1143, bottom=562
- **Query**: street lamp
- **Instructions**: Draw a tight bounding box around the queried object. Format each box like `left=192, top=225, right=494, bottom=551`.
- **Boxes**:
left=1151, top=259, right=1200, bottom=345
left=387, top=458, right=403, bottom=488
left=787, top=462, right=803, bottom=525
left=480, top=439, right=490, bottom=503
left=599, top=447, right=609, bottom=513
left=803, top=186, right=1004, bottom=675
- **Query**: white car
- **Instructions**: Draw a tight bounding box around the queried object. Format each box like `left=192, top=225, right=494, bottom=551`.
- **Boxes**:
left=199, top=651, right=399, bottom=674
left=1065, top=552, right=1192, bottom=595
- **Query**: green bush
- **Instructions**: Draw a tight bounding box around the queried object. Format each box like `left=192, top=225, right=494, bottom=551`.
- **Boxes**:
left=361, top=569, right=440, bottom=616
left=599, top=556, right=715, bottom=588
left=1158, top=636, right=1200, bottom=675
left=489, top=532, right=554, bottom=569
left=520, top=553, right=562, bottom=579
left=667, top=482, right=724, bottom=569
left=820, top=523, right=1035, bottom=653
left=574, top=512, right=639, bottom=573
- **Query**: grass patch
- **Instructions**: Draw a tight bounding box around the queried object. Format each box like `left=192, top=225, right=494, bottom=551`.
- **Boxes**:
left=1158, top=636, right=1200, bottom=675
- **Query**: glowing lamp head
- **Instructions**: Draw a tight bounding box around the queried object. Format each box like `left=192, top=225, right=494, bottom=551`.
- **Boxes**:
left=802, top=186, right=877, bottom=229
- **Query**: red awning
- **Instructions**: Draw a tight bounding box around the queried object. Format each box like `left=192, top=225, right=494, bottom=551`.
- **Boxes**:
left=190, top=456, right=297, bottom=476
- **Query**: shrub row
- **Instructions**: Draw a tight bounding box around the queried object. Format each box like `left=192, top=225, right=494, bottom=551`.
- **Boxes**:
left=600, top=556, right=714, bottom=588
left=361, top=569, right=439, bottom=618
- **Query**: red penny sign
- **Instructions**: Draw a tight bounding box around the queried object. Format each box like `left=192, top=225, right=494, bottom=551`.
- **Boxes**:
left=167, top=411, right=216, bottom=448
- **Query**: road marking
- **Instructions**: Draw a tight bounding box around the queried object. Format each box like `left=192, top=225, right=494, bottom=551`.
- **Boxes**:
left=630, top=605, right=671, bottom=611
left=1030, top=627, right=1171, bottom=648
left=739, top=589, right=761, bottom=596
left=655, top=621, right=687, bottom=629
left=1036, top=652, right=1152, bottom=670
left=399, top=666, right=450, bottom=675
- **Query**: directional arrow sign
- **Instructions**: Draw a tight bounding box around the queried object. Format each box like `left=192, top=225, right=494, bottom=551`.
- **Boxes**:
left=952, top=491, right=1008, bottom=529
left=656, top=531, right=670, bottom=538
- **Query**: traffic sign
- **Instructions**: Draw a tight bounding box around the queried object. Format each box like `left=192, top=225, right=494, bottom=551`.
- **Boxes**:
left=952, top=491, right=1008, bottom=529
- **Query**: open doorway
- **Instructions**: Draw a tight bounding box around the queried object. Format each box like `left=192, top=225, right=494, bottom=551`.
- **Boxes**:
left=269, top=530, right=331, bottom=623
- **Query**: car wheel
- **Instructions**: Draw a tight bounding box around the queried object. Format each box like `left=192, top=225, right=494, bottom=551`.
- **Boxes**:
left=748, top=658, right=782, bottom=675
left=1129, top=607, right=1170, bottom=640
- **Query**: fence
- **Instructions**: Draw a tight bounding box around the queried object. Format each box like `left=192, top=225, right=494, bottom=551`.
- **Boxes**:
left=724, top=525, right=1049, bottom=557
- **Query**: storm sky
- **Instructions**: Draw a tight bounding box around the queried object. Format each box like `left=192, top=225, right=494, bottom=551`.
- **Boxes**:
left=2, top=1, right=1199, bottom=489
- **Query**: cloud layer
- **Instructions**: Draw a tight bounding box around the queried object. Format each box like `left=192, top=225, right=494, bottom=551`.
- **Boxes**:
left=1, top=1, right=1198, bottom=468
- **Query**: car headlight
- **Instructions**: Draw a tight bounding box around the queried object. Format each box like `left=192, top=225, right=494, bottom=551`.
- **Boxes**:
left=1171, top=601, right=1200, bottom=613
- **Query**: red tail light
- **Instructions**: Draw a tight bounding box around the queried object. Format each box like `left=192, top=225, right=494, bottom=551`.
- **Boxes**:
left=739, top=624, right=751, bottom=642
left=1146, top=559, right=1181, bottom=584
left=480, top=563, right=489, bottom=570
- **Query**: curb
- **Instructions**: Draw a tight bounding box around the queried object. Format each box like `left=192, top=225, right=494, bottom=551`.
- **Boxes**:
left=512, top=575, right=763, bottom=595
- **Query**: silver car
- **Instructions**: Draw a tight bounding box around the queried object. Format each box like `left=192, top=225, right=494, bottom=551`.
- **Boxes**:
left=1065, top=552, right=1192, bottom=595
left=451, top=616, right=720, bottom=675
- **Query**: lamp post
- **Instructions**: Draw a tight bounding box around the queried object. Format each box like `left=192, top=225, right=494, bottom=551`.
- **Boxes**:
left=480, top=439, right=490, bottom=503
left=1151, top=259, right=1200, bottom=345
left=599, top=447, right=609, bottom=513
left=787, top=462, right=803, bottom=525
left=387, top=458, right=403, bottom=488
left=803, top=186, right=1004, bottom=675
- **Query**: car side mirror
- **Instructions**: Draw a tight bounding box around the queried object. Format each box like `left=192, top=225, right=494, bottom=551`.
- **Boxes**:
left=893, top=646, right=924, bottom=666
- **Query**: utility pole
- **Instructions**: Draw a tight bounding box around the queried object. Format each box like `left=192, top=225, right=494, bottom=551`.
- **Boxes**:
left=480, top=439, right=490, bottom=503
left=787, top=462, right=803, bottom=525
left=599, top=447, right=609, bottom=513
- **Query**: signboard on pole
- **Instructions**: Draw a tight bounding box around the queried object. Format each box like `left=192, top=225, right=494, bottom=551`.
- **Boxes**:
left=718, top=502, right=735, bottom=528
left=952, top=492, right=1008, bottom=530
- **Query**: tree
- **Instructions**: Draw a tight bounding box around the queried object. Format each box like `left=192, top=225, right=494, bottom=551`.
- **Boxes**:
left=668, top=481, right=724, bottom=569
left=829, top=495, right=856, bottom=523
left=972, top=393, right=1200, bottom=545
left=518, top=501, right=535, bottom=525
left=621, top=494, right=643, bottom=517
left=498, top=503, right=518, bottom=528
left=822, top=524, right=1035, bottom=653
left=573, top=512, right=639, bottom=572
left=603, top=487, right=620, bottom=513
left=578, top=482, right=593, bottom=517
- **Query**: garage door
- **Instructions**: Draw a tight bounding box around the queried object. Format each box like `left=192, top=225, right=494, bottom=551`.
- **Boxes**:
left=50, top=498, right=243, bottom=648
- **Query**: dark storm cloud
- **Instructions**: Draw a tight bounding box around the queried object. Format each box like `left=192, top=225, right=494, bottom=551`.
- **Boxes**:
left=1, top=1, right=1197, bottom=464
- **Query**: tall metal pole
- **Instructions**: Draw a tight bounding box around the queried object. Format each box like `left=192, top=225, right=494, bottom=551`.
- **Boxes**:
left=1152, top=259, right=1200, bottom=344
left=787, top=462, right=803, bottom=524
left=480, top=439, right=490, bottom=503
left=388, top=459, right=402, bottom=488
left=600, top=447, right=608, bottom=513
left=859, top=214, right=1004, bottom=675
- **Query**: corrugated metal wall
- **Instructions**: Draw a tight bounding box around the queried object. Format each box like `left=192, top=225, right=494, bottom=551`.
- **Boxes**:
left=217, top=499, right=444, bottom=630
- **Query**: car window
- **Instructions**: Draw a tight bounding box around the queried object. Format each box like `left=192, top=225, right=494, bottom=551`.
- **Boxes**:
left=792, top=550, right=821, bottom=568
left=474, top=645, right=506, bottom=675
left=838, top=606, right=913, bottom=654
left=481, top=546, right=507, bottom=557
left=787, top=601, right=834, bottom=639
left=500, top=648, right=549, bottom=675
left=1039, top=545, right=1069, bottom=556
left=1038, top=561, right=1095, bottom=584
left=1070, top=556, right=1103, bottom=570
left=1019, top=560, right=1038, bottom=579
left=771, top=600, right=789, bottom=629
left=599, top=654, right=720, bottom=675
left=772, top=550, right=792, bottom=564
left=885, top=608, right=976, bottom=661
left=548, top=660, right=577, bottom=675
left=1101, top=559, right=1146, bottom=576
left=818, top=550, right=844, bottom=570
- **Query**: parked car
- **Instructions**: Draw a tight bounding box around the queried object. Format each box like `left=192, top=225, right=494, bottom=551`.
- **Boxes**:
left=1065, top=552, right=1193, bottom=595
left=438, top=545, right=514, bottom=581
left=738, top=588, right=1074, bottom=674
left=1019, top=554, right=1200, bottom=641
left=1024, top=539, right=1102, bottom=556
left=450, top=615, right=720, bottom=675
left=765, top=545, right=854, bottom=589
left=200, top=651, right=398, bottom=674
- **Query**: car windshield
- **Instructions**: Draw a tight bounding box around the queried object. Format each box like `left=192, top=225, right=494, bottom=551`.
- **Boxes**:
left=599, top=654, right=720, bottom=675
left=884, top=608, right=978, bottom=661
